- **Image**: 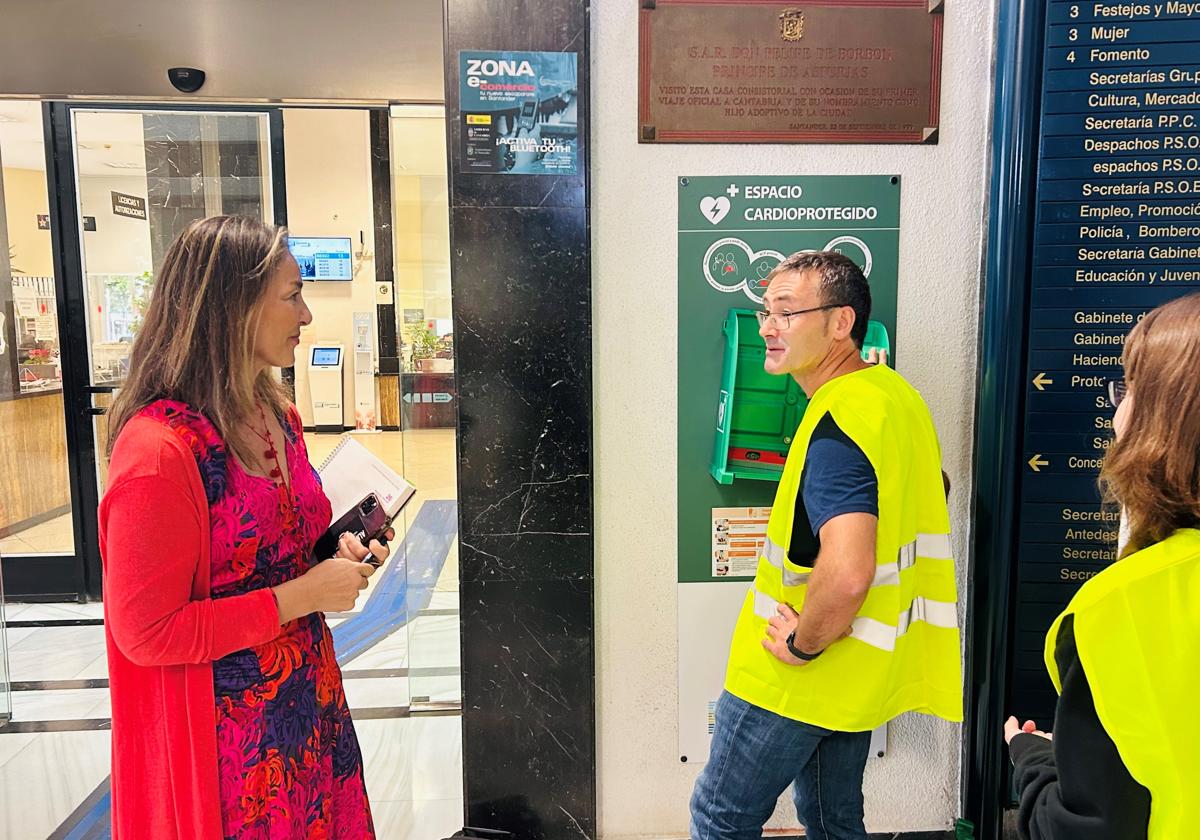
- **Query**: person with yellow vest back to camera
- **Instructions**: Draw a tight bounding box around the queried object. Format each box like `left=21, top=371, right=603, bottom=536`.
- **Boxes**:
left=690, top=251, right=962, bottom=840
left=1005, top=292, right=1200, bottom=840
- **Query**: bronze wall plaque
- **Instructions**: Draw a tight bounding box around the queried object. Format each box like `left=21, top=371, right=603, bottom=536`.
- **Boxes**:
left=638, top=0, right=943, bottom=144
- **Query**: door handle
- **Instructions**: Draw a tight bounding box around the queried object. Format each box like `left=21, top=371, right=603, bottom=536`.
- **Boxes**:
left=84, top=407, right=107, bottom=416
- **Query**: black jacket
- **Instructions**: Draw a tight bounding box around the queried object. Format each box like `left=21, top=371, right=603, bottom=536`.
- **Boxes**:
left=1008, top=614, right=1151, bottom=840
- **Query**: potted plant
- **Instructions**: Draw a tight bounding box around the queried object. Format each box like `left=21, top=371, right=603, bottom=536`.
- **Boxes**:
left=403, top=323, right=444, bottom=372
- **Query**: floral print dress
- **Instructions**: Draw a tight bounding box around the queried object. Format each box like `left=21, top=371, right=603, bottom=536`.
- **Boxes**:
left=141, top=400, right=375, bottom=840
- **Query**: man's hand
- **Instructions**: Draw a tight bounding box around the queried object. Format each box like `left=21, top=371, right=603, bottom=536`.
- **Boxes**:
left=865, top=347, right=889, bottom=367
left=1004, top=715, right=1052, bottom=744
left=762, top=603, right=810, bottom=666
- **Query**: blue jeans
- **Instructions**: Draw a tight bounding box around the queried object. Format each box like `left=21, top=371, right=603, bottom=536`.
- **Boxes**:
left=690, top=691, right=872, bottom=840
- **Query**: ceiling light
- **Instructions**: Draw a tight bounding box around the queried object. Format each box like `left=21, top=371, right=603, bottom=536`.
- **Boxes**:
left=104, top=162, right=144, bottom=169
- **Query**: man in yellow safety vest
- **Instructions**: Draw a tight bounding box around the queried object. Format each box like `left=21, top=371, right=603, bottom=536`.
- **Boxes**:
left=690, top=251, right=962, bottom=840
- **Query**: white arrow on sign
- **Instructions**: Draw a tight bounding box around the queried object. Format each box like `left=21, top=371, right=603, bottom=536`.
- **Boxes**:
left=1032, top=373, right=1054, bottom=391
left=1028, top=454, right=1049, bottom=472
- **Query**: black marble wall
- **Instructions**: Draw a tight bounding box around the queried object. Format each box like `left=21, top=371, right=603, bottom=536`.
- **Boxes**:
left=143, top=114, right=207, bottom=272
left=216, top=115, right=268, bottom=220
left=443, top=1, right=594, bottom=838
left=370, top=110, right=400, bottom=374
left=143, top=114, right=268, bottom=272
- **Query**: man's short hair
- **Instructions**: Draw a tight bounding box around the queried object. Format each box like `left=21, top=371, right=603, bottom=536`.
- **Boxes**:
left=764, top=251, right=872, bottom=348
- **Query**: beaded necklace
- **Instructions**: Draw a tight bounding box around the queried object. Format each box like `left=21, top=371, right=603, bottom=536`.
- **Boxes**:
left=248, top=403, right=300, bottom=531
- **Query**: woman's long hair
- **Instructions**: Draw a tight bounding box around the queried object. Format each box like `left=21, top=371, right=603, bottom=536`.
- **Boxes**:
left=1100, top=292, right=1200, bottom=556
left=107, top=215, right=292, bottom=467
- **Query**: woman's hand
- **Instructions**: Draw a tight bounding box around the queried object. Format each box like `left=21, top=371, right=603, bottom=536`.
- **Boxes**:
left=272, top=554, right=378, bottom=622
left=269, top=529, right=395, bottom=623
left=335, top=528, right=396, bottom=567
left=1004, top=715, right=1052, bottom=744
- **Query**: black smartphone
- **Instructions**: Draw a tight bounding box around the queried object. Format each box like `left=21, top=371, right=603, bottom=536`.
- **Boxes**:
left=314, top=492, right=392, bottom=566
left=518, top=98, right=537, bottom=131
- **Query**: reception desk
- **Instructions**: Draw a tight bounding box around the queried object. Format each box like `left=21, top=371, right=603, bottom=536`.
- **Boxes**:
left=0, top=388, right=71, bottom=537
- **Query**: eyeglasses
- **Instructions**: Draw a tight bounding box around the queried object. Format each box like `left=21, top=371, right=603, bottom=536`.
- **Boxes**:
left=1107, top=378, right=1127, bottom=409
left=755, top=303, right=846, bottom=330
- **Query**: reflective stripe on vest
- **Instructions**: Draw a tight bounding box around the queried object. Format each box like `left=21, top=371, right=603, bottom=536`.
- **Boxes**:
left=761, top=537, right=810, bottom=587
left=871, top=538, right=918, bottom=588
left=759, top=534, right=947, bottom=601
left=849, top=597, right=958, bottom=652
left=763, top=537, right=786, bottom=569
left=763, top=534, right=951, bottom=586
left=753, top=592, right=958, bottom=650
left=752, top=532, right=959, bottom=652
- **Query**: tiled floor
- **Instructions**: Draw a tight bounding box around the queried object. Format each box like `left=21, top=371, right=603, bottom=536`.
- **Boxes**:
left=0, top=512, right=75, bottom=557
left=0, top=428, right=463, bottom=840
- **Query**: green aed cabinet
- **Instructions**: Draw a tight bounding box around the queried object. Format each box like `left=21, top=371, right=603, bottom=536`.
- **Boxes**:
left=710, top=309, right=891, bottom=484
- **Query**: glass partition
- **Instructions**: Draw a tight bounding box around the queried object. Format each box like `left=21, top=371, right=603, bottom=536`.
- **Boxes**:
left=391, top=104, right=459, bottom=711
left=0, top=99, right=75, bottom=557
left=69, top=108, right=273, bottom=494
left=0, top=556, right=10, bottom=727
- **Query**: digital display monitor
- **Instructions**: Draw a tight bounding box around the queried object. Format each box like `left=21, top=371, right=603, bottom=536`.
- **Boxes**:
left=311, top=347, right=341, bottom=366
left=288, top=236, right=353, bottom=281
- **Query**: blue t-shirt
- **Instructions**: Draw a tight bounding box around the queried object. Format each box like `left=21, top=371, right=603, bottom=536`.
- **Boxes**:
left=788, top=412, right=879, bottom=566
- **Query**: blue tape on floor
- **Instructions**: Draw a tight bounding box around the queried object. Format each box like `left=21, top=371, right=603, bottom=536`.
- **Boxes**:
left=332, top=500, right=458, bottom=664
left=49, top=500, right=458, bottom=840
left=46, top=776, right=109, bottom=840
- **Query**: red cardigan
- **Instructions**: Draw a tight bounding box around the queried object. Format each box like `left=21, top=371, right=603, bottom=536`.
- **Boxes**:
left=101, top=414, right=282, bottom=839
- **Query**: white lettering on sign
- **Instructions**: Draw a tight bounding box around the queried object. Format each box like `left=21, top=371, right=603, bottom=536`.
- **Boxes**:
left=1074, top=311, right=1133, bottom=324
left=1074, top=268, right=1146, bottom=282
left=465, top=58, right=535, bottom=88
left=1061, top=507, right=1119, bottom=523
left=1089, top=47, right=1150, bottom=62
left=1073, top=352, right=1123, bottom=365
left=743, top=185, right=804, bottom=199
left=1091, top=3, right=1150, bottom=17
left=1165, top=1, right=1200, bottom=14
left=1074, top=332, right=1126, bottom=346
left=1079, top=204, right=1133, bottom=218
left=1062, top=545, right=1115, bottom=561
left=743, top=206, right=877, bottom=221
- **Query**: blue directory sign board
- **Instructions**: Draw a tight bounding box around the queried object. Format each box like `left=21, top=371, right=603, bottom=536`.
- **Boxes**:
left=1013, top=0, right=1200, bottom=720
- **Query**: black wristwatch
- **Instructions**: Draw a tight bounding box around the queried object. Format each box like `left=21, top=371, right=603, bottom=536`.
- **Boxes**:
left=785, top=630, right=824, bottom=661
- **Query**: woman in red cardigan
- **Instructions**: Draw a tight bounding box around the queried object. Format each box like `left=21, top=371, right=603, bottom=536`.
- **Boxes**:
left=101, top=215, right=390, bottom=839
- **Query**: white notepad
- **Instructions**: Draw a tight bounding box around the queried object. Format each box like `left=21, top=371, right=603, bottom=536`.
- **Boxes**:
left=317, top=436, right=417, bottom=523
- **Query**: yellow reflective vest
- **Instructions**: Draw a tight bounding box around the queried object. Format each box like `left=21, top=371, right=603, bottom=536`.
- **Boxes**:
left=1044, top=528, right=1200, bottom=840
left=724, top=364, right=962, bottom=731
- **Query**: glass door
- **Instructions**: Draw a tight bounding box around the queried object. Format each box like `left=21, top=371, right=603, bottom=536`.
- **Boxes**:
left=0, top=100, right=81, bottom=598
left=52, top=105, right=281, bottom=597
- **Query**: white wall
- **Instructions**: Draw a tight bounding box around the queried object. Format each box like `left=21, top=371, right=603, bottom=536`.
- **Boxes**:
left=391, top=112, right=453, bottom=325
left=2, top=167, right=54, bottom=277
left=0, top=0, right=443, bottom=102
left=283, top=108, right=378, bottom=428
left=77, top=173, right=154, bottom=277
left=592, top=3, right=996, bottom=837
